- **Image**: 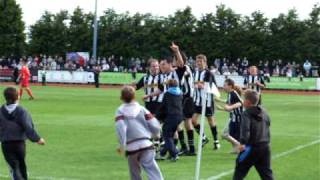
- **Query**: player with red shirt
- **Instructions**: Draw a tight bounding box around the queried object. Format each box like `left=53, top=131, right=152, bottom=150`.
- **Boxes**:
left=19, top=59, right=34, bottom=100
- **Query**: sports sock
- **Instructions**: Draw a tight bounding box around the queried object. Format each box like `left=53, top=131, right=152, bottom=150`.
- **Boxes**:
left=178, top=130, right=187, bottom=150
left=187, top=130, right=195, bottom=152
left=210, top=126, right=218, bottom=141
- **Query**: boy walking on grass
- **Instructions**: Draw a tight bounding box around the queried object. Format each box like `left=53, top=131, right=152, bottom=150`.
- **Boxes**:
left=233, top=89, right=273, bottom=180
left=0, top=87, right=45, bottom=180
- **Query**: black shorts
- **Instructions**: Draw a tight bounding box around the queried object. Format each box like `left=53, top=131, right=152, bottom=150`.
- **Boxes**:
left=194, top=105, right=214, bottom=117
left=183, top=96, right=194, bottom=119
left=229, top=120, right=241, bottom=141
left=145, top=102, right=161, bottom=115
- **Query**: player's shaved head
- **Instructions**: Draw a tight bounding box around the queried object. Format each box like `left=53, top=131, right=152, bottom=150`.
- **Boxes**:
left=243, top=89, right=259, bottom=106
left=4, top=87, right=19, bottom=104
left=121, top=86, right=135, bottom=103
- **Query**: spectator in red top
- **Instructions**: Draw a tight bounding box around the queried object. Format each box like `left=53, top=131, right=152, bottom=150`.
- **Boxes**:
left=79, top=57, right=85, bottom=67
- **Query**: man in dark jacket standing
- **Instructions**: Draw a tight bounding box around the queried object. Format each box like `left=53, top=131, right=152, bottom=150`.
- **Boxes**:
left=233, top=89, right=274, bottom=180
left=0, top=87, right=45, bottom=180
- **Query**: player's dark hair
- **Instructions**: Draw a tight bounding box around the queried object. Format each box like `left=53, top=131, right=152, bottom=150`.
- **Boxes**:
left=225, top=78, right=242, bottom=96
left=244, top=89, right=259, bottom=106
left=167, top=79, right=178, bottom=88
left=160, top=47, right=173, bottom=64
left=3, top=87, right=19, bottom=105
left=160, top=56, right=173, bottom=64
left=121, top=86, right=135, bottom=103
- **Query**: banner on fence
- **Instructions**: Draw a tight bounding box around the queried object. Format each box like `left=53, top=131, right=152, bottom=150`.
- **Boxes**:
left=38, top=70, right=94, bottom=84
left=33, top=71, right=319, bottom=90
left=267, top=77, right=317, bottom=90
left=99, top=72, right=144, bottom=84
left=0, top=69, right=13, bottom=81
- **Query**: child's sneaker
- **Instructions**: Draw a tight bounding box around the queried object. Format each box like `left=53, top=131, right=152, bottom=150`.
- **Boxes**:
left=170, top=155, right=179, bottom=162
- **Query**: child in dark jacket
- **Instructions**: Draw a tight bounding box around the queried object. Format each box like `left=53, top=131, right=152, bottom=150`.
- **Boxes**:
left=157, top=79, right=183, bottom=161
left=0, top=87, right=45, bottom=180
left=233, top=89, right=273, bottom=180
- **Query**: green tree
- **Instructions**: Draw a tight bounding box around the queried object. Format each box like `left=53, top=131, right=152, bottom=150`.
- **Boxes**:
left=0, top=0, right=25, bottom=57
left=28, top=10, right=69, bottom=56
left=208, top=5, right=241, bottom=61
left=268, top=9, right=307, bottom=62
left=300, top=4, right=320, bottom=62
left=68, top=7, right=93, bottom=53
left=241, top=11, right=269, bottom=62
left=167, top=7, right=197, bottom=55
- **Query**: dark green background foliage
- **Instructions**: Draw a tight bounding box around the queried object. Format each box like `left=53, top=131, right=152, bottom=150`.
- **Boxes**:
left=1, top=0, right=320, bottom=64
left=0, top=0, right=25, bottom=57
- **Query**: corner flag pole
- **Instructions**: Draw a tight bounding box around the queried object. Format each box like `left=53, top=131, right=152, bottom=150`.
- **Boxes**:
left=195, top=83, right=220, bottom=180
left=195, top=88, right=207, bottom=180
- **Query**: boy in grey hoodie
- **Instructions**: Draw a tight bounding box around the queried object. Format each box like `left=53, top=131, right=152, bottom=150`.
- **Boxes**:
left=115, top=86, right=163, bottom=180
left=0, top=87, right=45, bottom=180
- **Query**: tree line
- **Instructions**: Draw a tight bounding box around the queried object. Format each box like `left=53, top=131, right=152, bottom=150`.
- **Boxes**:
left=0, top=0, right=319, bottom=64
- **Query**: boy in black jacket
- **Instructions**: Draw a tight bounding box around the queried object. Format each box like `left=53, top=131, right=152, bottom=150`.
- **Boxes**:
left=157, top=79, right=183, bottom=161
left=233, top=89, right=273, bottom=180
left=0, top=87, right=45, bottom=180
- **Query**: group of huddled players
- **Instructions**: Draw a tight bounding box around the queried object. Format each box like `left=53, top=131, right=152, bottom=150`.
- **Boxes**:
left=115, top=43, right=272, bottom=180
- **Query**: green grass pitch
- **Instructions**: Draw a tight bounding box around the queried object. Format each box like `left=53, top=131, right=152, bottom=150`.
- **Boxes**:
left=0, top=85, right=319, bottom=180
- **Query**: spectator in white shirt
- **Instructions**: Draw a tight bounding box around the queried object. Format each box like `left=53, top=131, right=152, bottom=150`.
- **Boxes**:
left=51, top=60, right=57, bottom=70
left=303, top=60, right=312, bottom=77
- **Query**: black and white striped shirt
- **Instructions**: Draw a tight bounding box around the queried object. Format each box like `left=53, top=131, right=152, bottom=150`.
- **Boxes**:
left=136, top=73, right=165, bottom=102
left=162, top=66, right=186, bottom=92
left=193, top=69, right=217, bottom=107
left=244, top=75, right=265, bottom=93
left=227, top=90, right=243, bottom=122
left=181, top=65, right=194, bottom=98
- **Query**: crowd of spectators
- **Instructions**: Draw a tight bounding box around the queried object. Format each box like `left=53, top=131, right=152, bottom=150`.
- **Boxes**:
left=0, top=55, right=318, bottom=77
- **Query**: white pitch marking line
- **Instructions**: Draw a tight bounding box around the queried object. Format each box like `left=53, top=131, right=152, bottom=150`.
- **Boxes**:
left=206, top=139, right=320, bottom=180
left=272, top=132, right=320, bottom=138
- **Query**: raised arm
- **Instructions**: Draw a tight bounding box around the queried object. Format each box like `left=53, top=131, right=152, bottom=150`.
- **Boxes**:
left=170, top=42, right=184, bottom=68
